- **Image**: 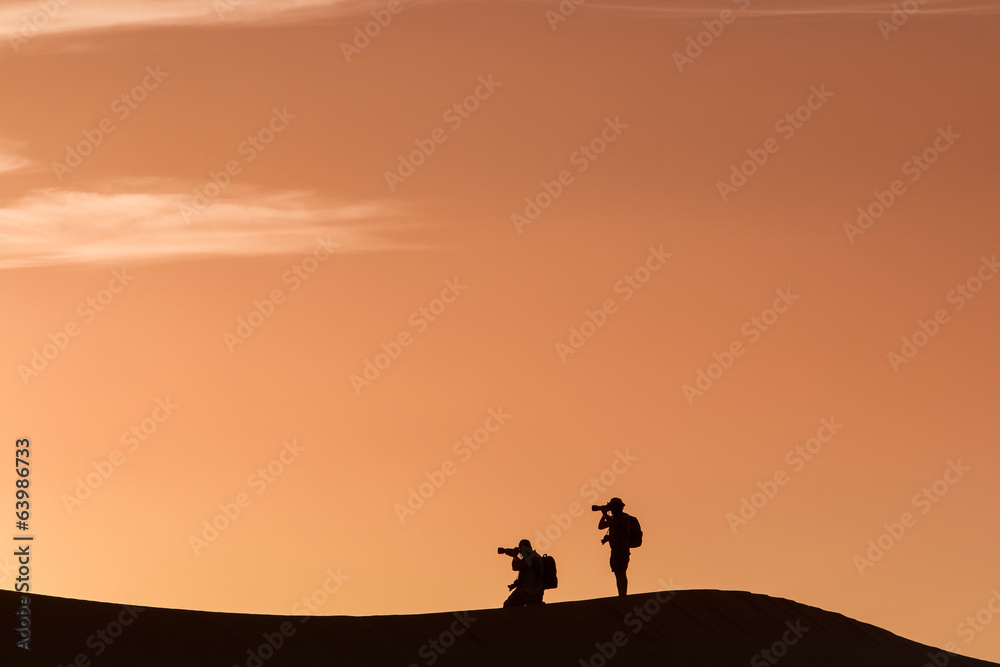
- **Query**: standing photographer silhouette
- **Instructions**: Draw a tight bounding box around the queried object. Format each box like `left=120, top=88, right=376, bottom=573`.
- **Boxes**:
left=595, top=497, right=636, bottom=597
left=500, top=539, right=544, bottom=607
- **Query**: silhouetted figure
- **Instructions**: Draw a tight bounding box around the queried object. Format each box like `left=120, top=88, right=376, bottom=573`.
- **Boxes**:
left=500, top=539, right=544, bottom=607
left=597, top=497, right=633, bottom=597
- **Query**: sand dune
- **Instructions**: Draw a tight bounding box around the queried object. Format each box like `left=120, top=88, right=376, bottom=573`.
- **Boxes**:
left=3, top=587, right=996, bottom=666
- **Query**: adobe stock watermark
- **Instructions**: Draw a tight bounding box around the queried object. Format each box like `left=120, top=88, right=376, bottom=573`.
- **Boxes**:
left=921, top=650, right=962, bottom=667
left=877, top=0, right=929, bottom=41
left=750, top=620, right=810, bottom=666
left=555, top=245, right=670, bottom=363
left=394, top=407, right=511, bottom=524
left=51, top=66, right=169, bottom=183
left=511, top=116, right=628, bottom=234
left=578, top=578, right=677, bottom=666
left=180, top=106, right=295, bottom=223
left=844, top=126, right=959, bottom=244
left=61, top=398, right=179, bottom=514
left=682, top=288, right=799, bottom=405
left=716, top=85, right=833, bottom=202
left=886, top=254, right=997, bottom=373
left=53, top=604, right=146, bottom=667
left=853, top=459, right=970, bottom=576
left=291, top=567, right=350, bottom=618
left=350, top=278, right=467, bottom=395
left=671, top=0, right=751, bottom=73
left=936, top=586, right=1000, bottom=656
left=406, top=612, right=477, bottom=667
left=188, top=439, right=306, bottom=556
left=7, top=0, right=71, bottom=54
left=231, top=623, right=297, bottom=667
left=384, top=75, right=501, bottom=192
left=530, top=449, right=639, bottom=553
left=223, top=236, right=336, bottom=352
left=214, top=0, right=247, bottom=20
left=545, top=0, right=587, bottom=31
left=232, top=567, right=349, bottom=667
left=17, top=268, right=134, bottom=386
left=726, top=417, right=843, bottom=534
left=340, top=0, right=412, bottom=62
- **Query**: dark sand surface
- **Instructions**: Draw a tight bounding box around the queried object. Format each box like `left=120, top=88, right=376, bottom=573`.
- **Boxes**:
left=4, top=587, right=995, bottom=666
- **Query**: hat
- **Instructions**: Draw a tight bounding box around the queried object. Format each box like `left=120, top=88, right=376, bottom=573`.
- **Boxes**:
left=609, top=497, right=625, bottom=508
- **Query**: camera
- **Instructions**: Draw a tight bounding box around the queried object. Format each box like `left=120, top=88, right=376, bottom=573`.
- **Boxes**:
left=592, top=504, right=609, bottom=512
left=497, top=547, right=519, bottom=557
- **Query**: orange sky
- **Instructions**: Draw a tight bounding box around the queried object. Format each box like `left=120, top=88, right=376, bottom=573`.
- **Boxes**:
left=2, top=0, right=1000, bottom=661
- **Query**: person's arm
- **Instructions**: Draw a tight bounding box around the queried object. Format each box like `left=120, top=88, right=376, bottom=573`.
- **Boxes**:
left=598, top=511, right=611, bottom=529
left=610, top=514, right=629, bottom=546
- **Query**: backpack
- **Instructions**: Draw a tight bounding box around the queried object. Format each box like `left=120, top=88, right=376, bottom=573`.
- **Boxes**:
left=541, top=554, right=558, bottom=589
left=627, top=515, right=643, bottom=548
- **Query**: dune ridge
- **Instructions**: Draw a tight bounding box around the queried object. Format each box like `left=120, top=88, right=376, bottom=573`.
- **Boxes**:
left=3, top=586, right=996, bottom=666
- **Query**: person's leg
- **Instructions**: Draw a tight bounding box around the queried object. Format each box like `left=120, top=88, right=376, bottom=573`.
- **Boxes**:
left=615, top=570, right=628, bottom=597
left=504, top=588, right=524, bottom=607
left=610, top=550, right=630, bottom=597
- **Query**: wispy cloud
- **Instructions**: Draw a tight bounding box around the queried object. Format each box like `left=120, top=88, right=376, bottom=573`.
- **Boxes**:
left=1, top=0, right=994, bottom=48
left=0, top=0, right=365, bottom=40
left=484, top=0, right=1000, bottom=19
left=0, top=182, right=422, bottom=269
left=0, top=139, right=35, bottom=174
